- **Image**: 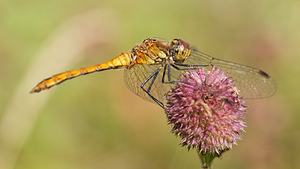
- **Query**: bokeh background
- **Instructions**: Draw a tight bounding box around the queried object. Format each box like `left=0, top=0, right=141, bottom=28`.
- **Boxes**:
left=0, top=0, right=299, bottom=169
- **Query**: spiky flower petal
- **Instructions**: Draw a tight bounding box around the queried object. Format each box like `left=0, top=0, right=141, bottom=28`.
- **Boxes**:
left=166, top=66, right=246, bottom=154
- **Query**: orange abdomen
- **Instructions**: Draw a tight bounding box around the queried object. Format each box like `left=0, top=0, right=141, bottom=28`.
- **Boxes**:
left=30, top=53, right=133, bottom=93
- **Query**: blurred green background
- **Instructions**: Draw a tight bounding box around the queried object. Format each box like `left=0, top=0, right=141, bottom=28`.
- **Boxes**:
left=0, top=0, right=299, bottom=169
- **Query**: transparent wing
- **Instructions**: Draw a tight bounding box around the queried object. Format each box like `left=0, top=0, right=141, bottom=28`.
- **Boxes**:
left=185, top=48, right=277, bottom=99
left=124, top=64, right=184, bottom=104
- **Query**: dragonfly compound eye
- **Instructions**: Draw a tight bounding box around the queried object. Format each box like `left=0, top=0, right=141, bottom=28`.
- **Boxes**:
left=171, top=39, right=191, bottom=63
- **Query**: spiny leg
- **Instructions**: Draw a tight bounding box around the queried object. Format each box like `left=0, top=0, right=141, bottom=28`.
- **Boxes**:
left=174, top=62, right=209, bottom=67
left=161, top=64, right=190, bottom=84
left=140, top=67, right=165, bottom=109
left=141, top=63, right=209, bottom=109
left=162, top=62, right=209, bottom=84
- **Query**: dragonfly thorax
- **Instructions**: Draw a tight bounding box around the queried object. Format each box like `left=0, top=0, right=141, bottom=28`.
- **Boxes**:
left=171, top=39, right=191, bottom=63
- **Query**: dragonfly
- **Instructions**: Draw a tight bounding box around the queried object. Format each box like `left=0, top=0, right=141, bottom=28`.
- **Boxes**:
left=30, top=38, right=276, bottom=108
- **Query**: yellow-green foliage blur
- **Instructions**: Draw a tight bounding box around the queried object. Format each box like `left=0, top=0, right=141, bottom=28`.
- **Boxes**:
left=0, top=0, right=299, bottom=169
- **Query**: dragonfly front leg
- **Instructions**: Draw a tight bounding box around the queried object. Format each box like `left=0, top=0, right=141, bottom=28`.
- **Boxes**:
left=173, top=62, right=209, bottom=68
left=140, top=67, right=165, bottom=109
left=161, top=64, right=189, bottom=84
left=162, top=63, right=209, bottom=84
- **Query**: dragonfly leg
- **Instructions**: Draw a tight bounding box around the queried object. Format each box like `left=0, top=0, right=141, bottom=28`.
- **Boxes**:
left=162, top=63, right=210, bottom=84
left=162, top=64, right=188, bottom=84
left=140, top=67, right=165, bottom=109
left=174, top=62, right=209, bottom=68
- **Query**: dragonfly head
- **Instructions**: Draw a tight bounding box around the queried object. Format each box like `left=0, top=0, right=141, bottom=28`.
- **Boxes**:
left=171, top=39, right=191, bottom=63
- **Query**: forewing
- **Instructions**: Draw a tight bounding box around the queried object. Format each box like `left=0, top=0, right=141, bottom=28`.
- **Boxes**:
left=185, top=48, right=276, bottom=99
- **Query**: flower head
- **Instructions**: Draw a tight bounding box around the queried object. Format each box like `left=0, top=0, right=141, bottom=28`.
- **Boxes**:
left=166, top=66, right=246, bottom=154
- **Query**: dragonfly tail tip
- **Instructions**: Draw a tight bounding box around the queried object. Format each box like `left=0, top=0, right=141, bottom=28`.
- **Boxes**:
left=29, top=87, right=40, bottom=94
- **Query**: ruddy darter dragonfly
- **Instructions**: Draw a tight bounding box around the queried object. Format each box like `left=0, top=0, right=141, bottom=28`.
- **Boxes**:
left=30, top=38, right=276, bottom=108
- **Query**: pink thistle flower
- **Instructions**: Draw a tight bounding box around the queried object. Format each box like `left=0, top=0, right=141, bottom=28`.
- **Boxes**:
left=166, top=66, right=247, bottom=155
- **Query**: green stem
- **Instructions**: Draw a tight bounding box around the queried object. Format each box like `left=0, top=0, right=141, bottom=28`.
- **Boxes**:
left=197, top=151, right=218, bottom=169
